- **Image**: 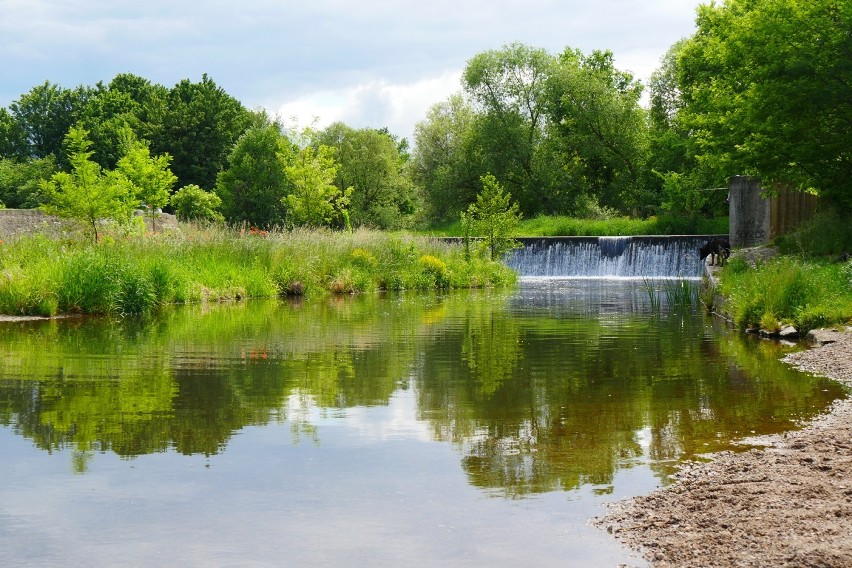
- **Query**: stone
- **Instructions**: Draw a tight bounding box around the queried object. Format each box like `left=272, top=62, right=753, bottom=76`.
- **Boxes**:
left=806, top=328, right=845, bottom=346
left=779, top=325, right=798, bottom=338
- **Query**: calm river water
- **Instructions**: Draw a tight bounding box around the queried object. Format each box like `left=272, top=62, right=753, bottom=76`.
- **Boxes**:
left=0, top=279, right=844, bottom=567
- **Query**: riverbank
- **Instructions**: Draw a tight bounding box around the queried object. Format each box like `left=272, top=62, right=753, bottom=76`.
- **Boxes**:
left=597, top=328, right=852, bottom=567
left=0, top=226, right=516, bottom=316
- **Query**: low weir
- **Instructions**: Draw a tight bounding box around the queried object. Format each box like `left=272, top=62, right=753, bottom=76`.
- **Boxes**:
left=506, top=236, right=722, bottom=278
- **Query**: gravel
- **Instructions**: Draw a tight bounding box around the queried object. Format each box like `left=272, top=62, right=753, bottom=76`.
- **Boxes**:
left=597, top=329, right=852, bottom=567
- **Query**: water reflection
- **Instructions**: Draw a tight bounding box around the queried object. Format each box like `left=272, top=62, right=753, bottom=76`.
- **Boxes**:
left=0, top=282, right=844, bottom=495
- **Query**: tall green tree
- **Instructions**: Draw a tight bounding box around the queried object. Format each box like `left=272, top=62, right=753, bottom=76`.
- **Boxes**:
left=646, top=41, right=727, bottom=219
left=216, top=123, right=294, bottom=227
left=152, top=74, right=253, bottom=190
left=411, top=94, right=482, bottom=221
left=546, top=49, right=649, bottom=212
left=677, top=0, right=852, bottom=209
left=0, top=108, right=27, bottom=158
left=316, top=123, right=415, bottom=228
left=40, top=127, right=138, bottom=242
left=462, top=43, right=558, bottom=214
left=6, top=82, right=90, bottom=162
left=283, top=144, right=352, bottom=228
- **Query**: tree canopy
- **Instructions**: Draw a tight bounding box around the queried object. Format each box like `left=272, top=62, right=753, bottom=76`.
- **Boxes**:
left=2, top=8, right=848, bottom=230
left=677, top=0, right=851, bottom=208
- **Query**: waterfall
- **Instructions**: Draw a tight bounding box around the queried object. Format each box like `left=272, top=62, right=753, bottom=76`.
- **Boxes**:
left=506, top=236, right=719, bottom=278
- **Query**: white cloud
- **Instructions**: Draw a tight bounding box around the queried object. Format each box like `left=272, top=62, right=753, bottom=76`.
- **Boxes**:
left=273, top=72, right=461, bottom=142
left=1, top=0, right=703, bottom=137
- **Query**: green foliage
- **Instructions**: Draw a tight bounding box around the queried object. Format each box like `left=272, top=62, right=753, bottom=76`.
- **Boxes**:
left=775, top=208, right=852, bottom=258
left=411, top=94, right=481, bottom=222
left=0, top=227, right=516, bottom=316
left=718, top=257, right=852, bottom=331
left=170, top=184, right=223, bottom=222
left=426, top=214, right=728, bottom=237
left=462, top=44, right=559, bottom=215
left=5, top=81, right=89, bottom=162
left=284, top=145, right=352, bottom=228
left=116, top=138, right=177, bottom=231
left=464, top=174, right=522, bottom=259
left=0, top=155, right=57, bottom=208
left=216, top=124, right=293, bottom=227
left=39, top=127, right=138, bottom=243
left=677, top=0, right=852, bottom=210
left=546, top=48, right=649, bottom=211
left=151, top=74, right=254, bottom=190
left=419, top=254, right=450, bottom=288
left=315, top=123, right=415, bottom=229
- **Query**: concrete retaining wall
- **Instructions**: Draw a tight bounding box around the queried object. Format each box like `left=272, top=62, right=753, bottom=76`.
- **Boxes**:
left=0, top=209, right=179, bottom=240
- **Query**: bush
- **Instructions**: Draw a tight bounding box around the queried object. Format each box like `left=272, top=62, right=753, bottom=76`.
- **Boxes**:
left=170, top=184, right=224, bottom=223
left=776, top=208, right=852, bottom=258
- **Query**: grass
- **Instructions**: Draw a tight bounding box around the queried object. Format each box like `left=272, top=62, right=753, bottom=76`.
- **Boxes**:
left=717, top=255, right=852, bottom=332
left=0, top=225, right=517, bottom=317
left=714, top=207, right=852, bottom=332
left=423, top=214, right=728, bottom=237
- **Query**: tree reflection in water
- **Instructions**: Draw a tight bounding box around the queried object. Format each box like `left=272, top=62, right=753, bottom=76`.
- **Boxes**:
left=0, top=284, right=843, bottom=493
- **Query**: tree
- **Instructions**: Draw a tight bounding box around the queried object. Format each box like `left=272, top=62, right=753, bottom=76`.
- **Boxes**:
left=152, top=74, right=253, bottom=190
left=6, top=82, right=90, bottom=162
left=283, top=144, right=352, bottom=228
left=116, top=138, right=177, bottom=231
left=462, top=43, right=559, bottom=214
left=677, top=0, right=852, bottom=210
left=0, top=155, right=57, bottom=208
left=0, top=108, right=27, bottom=158
left=216, top=123, right=294, bottom=227
left=40, top=127, right=138, bottom=242
left=411, top=94, right=482, bottom=221
left=170, top=184, right=224, bottom=222
left=546, top=49, right=649, bottom=212
left=316, top=123, right=415, bottom=228
left=463, top=174, right=522, bottom=260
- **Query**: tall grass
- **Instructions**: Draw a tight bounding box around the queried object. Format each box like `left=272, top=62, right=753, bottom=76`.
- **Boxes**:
left=776, top=208, right=852, bottom=258
left=642, top=278, right=699, bottom=313
left=424, top=215, right=728, bottom=237
left=718, top=255, right=852, bottom=332
left=0, top=226, right=517, bottom=317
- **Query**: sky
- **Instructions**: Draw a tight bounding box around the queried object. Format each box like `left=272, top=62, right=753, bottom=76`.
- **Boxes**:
left=0, top=0, right=705, bottom=144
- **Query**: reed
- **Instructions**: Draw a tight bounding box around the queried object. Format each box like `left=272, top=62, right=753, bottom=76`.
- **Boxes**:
left=663, top=279, right=699, bottom=312
left=0, top=225, right=517, bottom=316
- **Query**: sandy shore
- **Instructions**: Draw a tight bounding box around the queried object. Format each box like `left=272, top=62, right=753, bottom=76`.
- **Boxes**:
left=597, top=329, right=852, bottom=567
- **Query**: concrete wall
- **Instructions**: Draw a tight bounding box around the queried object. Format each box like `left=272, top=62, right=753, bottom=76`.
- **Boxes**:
left=0, top=209, right=67, bottom=240
left=728, top=176, right=770, bottom=247
left=0, top=209, right=179, bottom=240
left=728, top=176, right=819, bottom=247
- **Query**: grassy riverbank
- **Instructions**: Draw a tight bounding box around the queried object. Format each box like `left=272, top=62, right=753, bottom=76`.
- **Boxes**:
left=716, top=256, right=852, bottom=333
left=424, top=214, right=729, bottom=237
left=713, top=211, right=852, bottom=332
left=0, top=225, right=516, bottom=316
